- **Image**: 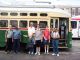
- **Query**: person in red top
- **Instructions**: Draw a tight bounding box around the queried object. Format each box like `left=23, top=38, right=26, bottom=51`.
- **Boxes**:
left=43, top=26, right=50, bottom=54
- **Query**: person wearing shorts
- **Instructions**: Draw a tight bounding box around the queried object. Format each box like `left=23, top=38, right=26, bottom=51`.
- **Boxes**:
left=35, top=24, right=42, bottom=55
left=43, top=26, right=50, bottom=54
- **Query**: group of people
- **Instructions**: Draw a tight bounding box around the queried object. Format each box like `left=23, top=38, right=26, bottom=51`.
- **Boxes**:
left=5, top=22, right=60, bottom=56
left=5, top=25, right=21, bottom=54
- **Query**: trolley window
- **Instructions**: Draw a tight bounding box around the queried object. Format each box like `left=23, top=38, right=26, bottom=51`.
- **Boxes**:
left=0, top=12, right=8, bottom=16
left=20, top=13, right=27, bottom=16
left=19, top=20, right=27, bottom=28
left=10, top=20, right=18, bottom=27
left=40, top=13, right=48, bottom=16
left=30, top=13, right=37, bottom=16
left=10, top=13, right=18, bottom=16
left=55, top=19, right=58, bottom=28
left=71, top=21, right=77, bottom=28
left=0, top=20, right=8, bottom=27
left=39, top=21, right=47, bottom=28
left=29, top=21, right=37, bottom=28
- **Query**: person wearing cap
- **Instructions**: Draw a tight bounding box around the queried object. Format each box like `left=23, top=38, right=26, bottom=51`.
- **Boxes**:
left=51, top=28, right=60, bottom=56
left=28, top=22, right=35, bottom=55
left=5, top=25, right=13, bottom=54
left=12, top=26, right=21, bottom=53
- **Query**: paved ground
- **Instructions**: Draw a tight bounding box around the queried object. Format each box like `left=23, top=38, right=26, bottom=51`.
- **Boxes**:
left=0, top=40, right=80, bottom=60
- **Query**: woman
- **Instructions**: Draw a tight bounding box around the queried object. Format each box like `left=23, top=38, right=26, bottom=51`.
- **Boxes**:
left=43, top=26, right=50, bottom=54
left=51, top=28, right=60, bottom=56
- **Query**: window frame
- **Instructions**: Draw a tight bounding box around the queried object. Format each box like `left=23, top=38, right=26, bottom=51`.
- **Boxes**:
left=0, top=20, right=8, bottom=27
left=39, top=21, right=48, bottom=28
left=20, top=13, right=27, bottom=16
left=10, top=20, right=18, bottom=27
left=0, top=12, right=8, bottom=16
left=19, top=20, right=28, bottom=28
left=10, top=13, right=18, bottom=16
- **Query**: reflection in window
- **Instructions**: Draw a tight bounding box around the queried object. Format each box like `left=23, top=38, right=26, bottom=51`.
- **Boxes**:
left=0, top=20, right=8, bottom=27
left=29, top=21, right=37, bottom=28
left=19, top=20, right=27, bottom=28
left=10, top=13, right=18, bottom=16
left=39, top=21, right=47, bottom=28
left=71, top=21, right=77, bottom=28
left=10, top=20, right=18, bottom=27
left=0, top=12, right=8, bottom=16
left=20, top=13, right=27, bottom=16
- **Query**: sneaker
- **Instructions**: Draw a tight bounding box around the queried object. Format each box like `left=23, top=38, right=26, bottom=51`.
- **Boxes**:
left=47, top=52, right=49, bottom=54
left=44, top=52, right=46, bottom=54
left=35, top=52, right=37, bottom=55
left=38, top=52, right=40, bottom=55
left=52, top=53, right=55, bottom=56
left=56, top=54, right=59, bottom=56
left=28, top=51, right=30, bottom=54
left=31, top=52, right=34, bottom=55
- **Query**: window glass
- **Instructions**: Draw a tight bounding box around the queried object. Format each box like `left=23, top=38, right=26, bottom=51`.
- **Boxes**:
left=10, top=20, right=18, bottom=27
left=29, top=21, right=37, bottom=28
left=20, top=13, right=27, bottom=16
left=71, top=21, right=77, bottom=28
left=40, top=13, right=48, bottom=16
left=30, top=13, right=37, bottom=16
left=19, top=20, right=27, bottom=28
left=0, top=20, right=8, bottom=27
left=55, top=19, right=58, bottom=28
left=0, top=12, right=8, bottom=16
left=39, top=21, right=47, bottom=28
left=10, top=13, right=18, bottom=16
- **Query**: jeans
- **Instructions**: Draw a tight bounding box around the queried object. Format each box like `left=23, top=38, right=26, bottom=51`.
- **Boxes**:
left=13, top=39, right=20, bottom=53
left=29, top=38, right=34, bottom=53
left=52, top=39, right=59, bottom=54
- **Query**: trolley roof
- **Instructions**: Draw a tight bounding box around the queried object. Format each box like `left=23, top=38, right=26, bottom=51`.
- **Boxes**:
left=0, top=7, right=71, bottom=17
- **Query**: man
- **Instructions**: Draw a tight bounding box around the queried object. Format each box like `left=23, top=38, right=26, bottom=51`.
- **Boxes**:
left=13, top=26, right=21, bottom=53
left=35, top=24, right=42, bottom=55
left=28, top=22, right=35, bottom=55
left=5, top=25, right=13, bottom=54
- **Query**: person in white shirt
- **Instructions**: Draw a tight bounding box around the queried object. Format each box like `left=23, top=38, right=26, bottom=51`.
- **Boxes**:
left=28, top=22, right=35, bottom=55
left=5, top=25, right=13, bottom=54
left=51, top=28, right=60, bottom=56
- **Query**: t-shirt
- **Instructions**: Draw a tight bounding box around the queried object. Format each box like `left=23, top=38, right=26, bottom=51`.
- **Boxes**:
left=6, top=30, right=13, bottom=38
left=43, top=29, right=50, bottom=40
left=51, top=31, right=59, bottom=39
left=13, top=29, right=21, bottom=39
left=35, top=29, right=42, bottom=40
left=28, top=27, right=35, bottom=38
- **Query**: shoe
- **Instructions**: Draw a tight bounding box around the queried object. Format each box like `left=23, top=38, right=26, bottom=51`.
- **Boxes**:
left=35, top=52, right=37, bottom=55
left=52, top=53, right=55, bottom=56
left=28, top=51, right=30, bottom=54
left=38, top=52, right=40, bottom=55
left=31, top=52, right=33, bottom=55
left=56, top=54, right=59, bottom=56
left=47, top=52, right=49, bottom=54
left=44, top=52, right=46, bottom=54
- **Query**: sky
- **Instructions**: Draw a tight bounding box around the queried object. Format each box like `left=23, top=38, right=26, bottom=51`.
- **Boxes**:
left=0, top=0, right=80, bottom=7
